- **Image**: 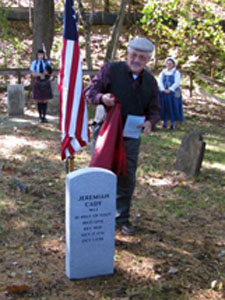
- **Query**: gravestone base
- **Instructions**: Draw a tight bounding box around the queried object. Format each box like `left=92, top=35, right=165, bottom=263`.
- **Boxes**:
left=66, top=167, right=117, bottom=280
left=174, top=131, right=205, bottom=176
left=7, top=84, right=25, bottom=116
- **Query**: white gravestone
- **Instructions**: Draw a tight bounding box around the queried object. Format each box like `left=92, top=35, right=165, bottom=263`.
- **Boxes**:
left=7, top=84, right=25, bottom=116
left=66, top=167, right=117, bottom=279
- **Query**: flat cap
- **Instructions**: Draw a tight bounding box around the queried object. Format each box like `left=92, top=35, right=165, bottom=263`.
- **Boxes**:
left=128, top=37, right=155, bottom=52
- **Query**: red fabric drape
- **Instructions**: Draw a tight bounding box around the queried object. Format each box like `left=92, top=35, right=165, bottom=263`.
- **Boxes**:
left=89, top=101, right=127, bottom=176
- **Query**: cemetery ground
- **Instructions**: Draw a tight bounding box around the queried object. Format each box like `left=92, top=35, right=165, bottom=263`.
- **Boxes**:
left=0, top=91, right=225, bottom=300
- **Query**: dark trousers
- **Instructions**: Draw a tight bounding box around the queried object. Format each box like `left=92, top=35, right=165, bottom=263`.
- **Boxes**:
left=92, top=125, right=140, bottom=225
left=91, top=122, right=103, bottom=154
left=116, top=137, right=140, bottom=225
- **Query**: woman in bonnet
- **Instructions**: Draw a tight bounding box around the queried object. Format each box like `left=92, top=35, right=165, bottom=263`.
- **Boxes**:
left=158, top=57, right=184, bottom=129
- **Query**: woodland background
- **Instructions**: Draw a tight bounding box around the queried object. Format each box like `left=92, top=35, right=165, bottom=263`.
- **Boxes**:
left=0, top=1, right=225, bottom=300
left=0, top=0, right=225, bottom=92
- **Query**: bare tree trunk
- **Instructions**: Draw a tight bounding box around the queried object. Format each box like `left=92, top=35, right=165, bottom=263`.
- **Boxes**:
left=104, top=0, right=127, bottom=63
left=29, top=0, right=32, bottom=28
left=154, top=37, right=158, bottom=68
left=76, top=0, right=93, bottom=70
left=104, top=0, right=110, bottom=13
left=32, top=0, right=55, bottom=59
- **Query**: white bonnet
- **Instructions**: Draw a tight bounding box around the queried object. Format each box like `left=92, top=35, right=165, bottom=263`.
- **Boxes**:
left=165, top=57, right=177, bottom=66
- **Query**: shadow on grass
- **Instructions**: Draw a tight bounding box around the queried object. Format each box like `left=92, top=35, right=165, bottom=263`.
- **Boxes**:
left=1, top=150, right=224, bottom=299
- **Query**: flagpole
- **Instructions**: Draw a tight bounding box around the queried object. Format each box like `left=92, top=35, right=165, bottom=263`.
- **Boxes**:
left=69, top=156, right=75, bottom=172
left=59, top=0, right=89, bottom=169
left=66, top=156, right=75, bottom=173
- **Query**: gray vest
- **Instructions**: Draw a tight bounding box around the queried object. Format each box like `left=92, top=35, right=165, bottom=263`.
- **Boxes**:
left=108, top=62, right=155, bottom=123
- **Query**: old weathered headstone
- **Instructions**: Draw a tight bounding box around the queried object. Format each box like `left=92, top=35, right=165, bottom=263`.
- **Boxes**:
left=174, top=131, right=206, bottom=176
left=48, top=78, right=59, bottom=115
left=7, top=84, right=25, bottom=116
left=66, top=167, right=117, bottom=279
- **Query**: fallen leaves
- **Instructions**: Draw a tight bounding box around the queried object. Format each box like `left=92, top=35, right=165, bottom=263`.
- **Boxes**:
left=1, top=284, right=30, bottom=295
left=211, top=280, right=223, bottom=291
left=1, top=91, right=225, bottom=300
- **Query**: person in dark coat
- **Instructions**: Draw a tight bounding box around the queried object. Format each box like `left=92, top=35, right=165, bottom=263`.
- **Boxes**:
left=85, top=37, right=161, bottom=235
left=30, top=49, right=53, bottom=123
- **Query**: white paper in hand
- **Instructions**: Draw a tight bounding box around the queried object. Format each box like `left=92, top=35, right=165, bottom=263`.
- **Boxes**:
left=123, top=115, right=145, bottom=139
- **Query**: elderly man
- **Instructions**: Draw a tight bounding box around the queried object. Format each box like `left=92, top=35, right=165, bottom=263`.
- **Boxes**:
left=86, top=37, right=160, bottom=235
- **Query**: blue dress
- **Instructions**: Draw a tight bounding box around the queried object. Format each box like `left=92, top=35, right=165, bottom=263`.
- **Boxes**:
left=160, top=70, right=184, bottom=126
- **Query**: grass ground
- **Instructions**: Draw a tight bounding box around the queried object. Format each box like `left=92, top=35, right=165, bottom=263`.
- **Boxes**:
left=0, top=90, right=225, bottom=300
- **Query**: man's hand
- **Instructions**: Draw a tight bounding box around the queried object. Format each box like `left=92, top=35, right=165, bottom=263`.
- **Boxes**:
left=141, top=120, right=152, bottom=135
left=164, top=89, right=171, bottom=94
left=101, top=93, right=115, bottom=106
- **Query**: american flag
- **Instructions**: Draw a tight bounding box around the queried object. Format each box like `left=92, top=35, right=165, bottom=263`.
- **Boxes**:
left=58, top=0, right=89, bottom=160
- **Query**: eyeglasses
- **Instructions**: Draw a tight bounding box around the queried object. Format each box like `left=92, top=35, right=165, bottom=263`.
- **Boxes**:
left=129, top=51, right=149, bottom=62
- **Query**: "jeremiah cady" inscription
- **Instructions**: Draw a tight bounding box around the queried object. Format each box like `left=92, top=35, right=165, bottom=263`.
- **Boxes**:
left=78, top=194, right=110, bottom=201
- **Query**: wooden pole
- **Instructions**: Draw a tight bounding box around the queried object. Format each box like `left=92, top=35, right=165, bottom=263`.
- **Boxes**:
left=69, top=156, right=75, bottom=172
left=66, top=156, right=75, bottom=173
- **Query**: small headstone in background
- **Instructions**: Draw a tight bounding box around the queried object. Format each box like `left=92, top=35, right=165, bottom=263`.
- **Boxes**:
left=7, top=84, right=25, bottom=116
left=48, top=78, right=60, bottom=115
left=66, top=167, right=117, bottom=279
left=174, top=131, right=206, bottom=176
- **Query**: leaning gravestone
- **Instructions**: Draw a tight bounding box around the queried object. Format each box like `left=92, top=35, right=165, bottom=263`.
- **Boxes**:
left=174, top=131, right=206, bottom=176
left=48, top=78, right=60, bottom=115
left=66, top=167, right=117, bottom=279
left=7, top=84, right=25, bottom=116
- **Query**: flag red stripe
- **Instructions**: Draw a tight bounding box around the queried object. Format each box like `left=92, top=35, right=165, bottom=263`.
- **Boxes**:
left=65, top=42, right=79, bottom=134
left=61, top=136, right=75, bottom=160
left=75, top=90, right=86, bottom=145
